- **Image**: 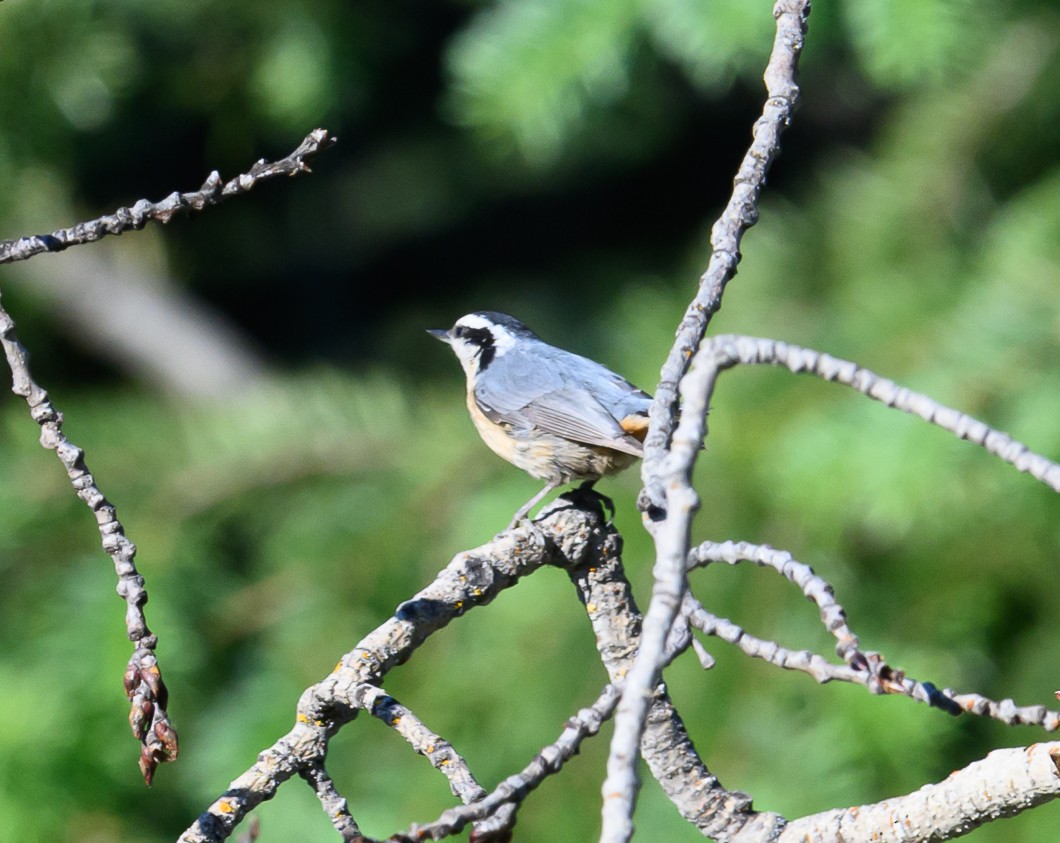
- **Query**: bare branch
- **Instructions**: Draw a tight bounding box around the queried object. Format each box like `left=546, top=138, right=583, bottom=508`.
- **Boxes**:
left=689, top=540, right=863, bottom=665
left=178, top=491, right=765, bottom=842
left=696, top=335, right=1060, bottom=492
left=0, top=129, right=336, bottom=266
left=778, top=743, right=1060, bottom=843
left=0, top=293, right=177, bottom=784
left=687, top=540, right=1060, bottom=730
left=0, top=129, right=337, bottom=785
left=641, top=0, right=809, bottom=484
left=684, top=599, right=1060, bottom=730
left=464, top=803, right=520, bottom=843
left=687, top=602, right=867, bottom=685
left=605, top=1, right=812, bottom=839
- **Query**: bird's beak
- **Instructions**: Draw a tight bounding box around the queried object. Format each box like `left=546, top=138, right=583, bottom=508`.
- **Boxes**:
left=426, top=328, right=451, bottom=343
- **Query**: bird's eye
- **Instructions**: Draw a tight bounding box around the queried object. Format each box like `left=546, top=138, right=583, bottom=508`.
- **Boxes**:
left=453, top=326, right=468, bottom=339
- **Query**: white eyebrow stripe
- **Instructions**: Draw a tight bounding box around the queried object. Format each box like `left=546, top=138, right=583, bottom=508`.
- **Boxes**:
left=456, top=314, right=494, bottom=332
left=455, top=315, right=518, bottom=355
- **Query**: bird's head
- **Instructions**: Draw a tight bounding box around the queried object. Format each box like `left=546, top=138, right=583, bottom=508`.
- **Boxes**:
left=428, top=312, right=539, bottom=380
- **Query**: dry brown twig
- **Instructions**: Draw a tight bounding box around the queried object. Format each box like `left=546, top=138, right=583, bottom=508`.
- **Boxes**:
left=0, top=129, right=336, bottom=783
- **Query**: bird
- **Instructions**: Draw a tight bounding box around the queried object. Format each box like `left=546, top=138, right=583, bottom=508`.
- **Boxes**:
left=428, top=312, right=652, bottom=528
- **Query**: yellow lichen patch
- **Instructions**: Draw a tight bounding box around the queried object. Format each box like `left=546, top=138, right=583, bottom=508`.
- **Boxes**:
left=297, top=713, right=310, bottom=723
left=586, top=603, right=597, bottom=613
left=217, top=799, right=236, bottom=814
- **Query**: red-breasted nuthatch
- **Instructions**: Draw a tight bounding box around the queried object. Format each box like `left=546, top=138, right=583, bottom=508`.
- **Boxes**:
left=429, top=312, right=652, bottom=527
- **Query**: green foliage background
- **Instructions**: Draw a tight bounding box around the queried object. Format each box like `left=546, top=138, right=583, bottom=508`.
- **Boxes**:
left=0, top=0, right=1057, bottom=841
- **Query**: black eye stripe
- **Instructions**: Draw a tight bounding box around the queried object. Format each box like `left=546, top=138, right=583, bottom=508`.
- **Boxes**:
left=455, top=326, right=493, bottom=347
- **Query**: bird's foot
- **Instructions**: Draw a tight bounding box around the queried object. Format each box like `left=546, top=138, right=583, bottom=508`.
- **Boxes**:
left=565, top=480, right=615, bottom=524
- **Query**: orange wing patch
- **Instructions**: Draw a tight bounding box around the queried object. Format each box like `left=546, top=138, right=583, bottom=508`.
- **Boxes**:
left=619, top=414, right=650, bottom=442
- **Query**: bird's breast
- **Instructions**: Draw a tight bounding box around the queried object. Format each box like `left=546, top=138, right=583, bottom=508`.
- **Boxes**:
left=465, top=389, right=640, bottom=484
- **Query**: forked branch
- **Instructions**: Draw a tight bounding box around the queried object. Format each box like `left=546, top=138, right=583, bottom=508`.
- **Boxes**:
left=607, top=1, right=813, bottom=838
left=687, top=540, right=1060, bottom=729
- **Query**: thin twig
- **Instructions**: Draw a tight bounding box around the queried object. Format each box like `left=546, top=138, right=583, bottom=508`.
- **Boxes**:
left=687, top=603, right=868, bottom=685
left=686, top=540, right=1060, bottom=729
left=697, top=335, right=1060, bottom=492
left=684, top=598, right=1060, bottom=729
left=0, top=129, right=336, bottom=266
left=385, top=684, right=622, bottom=842
left=0, top=295, right=177, bottom=784
left=0, top=128, right=337, bottom=784
left=604, top=2, right=812, bottom=840
left=689, top=540, right=862, bottom=665
left=640, top=0, right=809, bottom=491
left=301, top=761, right=365, bottom=842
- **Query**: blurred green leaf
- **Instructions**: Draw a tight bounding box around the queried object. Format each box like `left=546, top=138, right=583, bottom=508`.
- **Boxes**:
left=842, top=0, right=988, bottom=89
left=445, top=0, right=643, bottom=162
left=643, top=0, right=773, bottom=89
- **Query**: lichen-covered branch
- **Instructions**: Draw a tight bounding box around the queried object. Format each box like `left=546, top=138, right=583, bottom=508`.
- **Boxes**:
left=567, top=516, right=785, bottom=841
left=0, top=129, right=336, bottom=266
left=178, top=500, right=610, bottom=842
left=0, top=293, right=177, bottom=784
left=300, top=761, right=364, bottom=842
left=355, top=683, right=487, bottom=804
left=777, top=743, right=1060, bottom=843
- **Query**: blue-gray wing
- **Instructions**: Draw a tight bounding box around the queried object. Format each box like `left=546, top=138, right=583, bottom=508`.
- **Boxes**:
left=474, top=347, right=650, bottom=456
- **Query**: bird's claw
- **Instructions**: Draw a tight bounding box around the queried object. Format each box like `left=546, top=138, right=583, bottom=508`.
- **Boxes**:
left=570, top=481, right=615, bottom=524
